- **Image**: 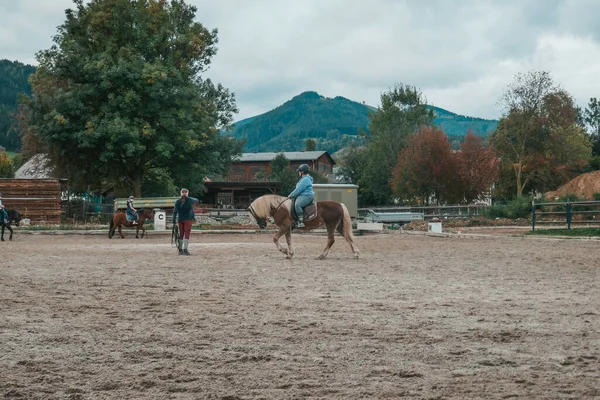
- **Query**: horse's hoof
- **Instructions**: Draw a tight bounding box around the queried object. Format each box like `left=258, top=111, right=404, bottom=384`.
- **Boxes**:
left=286, top=254, right=293, bottom=259
left=354, top=254, right=359, bottom=259
left=317, top=255, right=326, bottom=260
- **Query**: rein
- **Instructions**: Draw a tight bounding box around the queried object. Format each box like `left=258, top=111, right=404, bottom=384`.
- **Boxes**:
left=273, top=197, right=290, bottom=214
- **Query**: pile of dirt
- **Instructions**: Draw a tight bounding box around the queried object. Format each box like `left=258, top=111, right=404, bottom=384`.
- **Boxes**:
left=401, top=221, right=429, bottom=231
left=545, top=170, right=600, bottom=200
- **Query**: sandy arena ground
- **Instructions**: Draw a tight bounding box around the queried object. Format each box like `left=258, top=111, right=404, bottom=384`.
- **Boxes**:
left=1, top=230, right=599, bottom=399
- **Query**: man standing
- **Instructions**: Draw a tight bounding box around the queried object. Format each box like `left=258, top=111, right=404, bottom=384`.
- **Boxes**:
left=173, top=188, right=199, bottom=256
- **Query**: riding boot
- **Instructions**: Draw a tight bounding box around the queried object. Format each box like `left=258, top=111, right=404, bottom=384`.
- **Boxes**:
left=183, top=239, right=190, bottom=256
left=296, top=213, right=305, bottom=228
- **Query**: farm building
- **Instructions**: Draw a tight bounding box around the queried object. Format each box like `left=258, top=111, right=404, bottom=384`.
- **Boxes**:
left=201, top=151, right=335, bottom=209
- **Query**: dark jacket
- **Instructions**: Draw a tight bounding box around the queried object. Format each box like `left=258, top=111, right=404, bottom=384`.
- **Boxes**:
left=173, top=197, right=199, bottom=223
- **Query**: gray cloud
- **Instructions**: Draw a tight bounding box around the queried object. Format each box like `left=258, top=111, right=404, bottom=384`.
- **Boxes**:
left=1, top=0, right=599, bottom=121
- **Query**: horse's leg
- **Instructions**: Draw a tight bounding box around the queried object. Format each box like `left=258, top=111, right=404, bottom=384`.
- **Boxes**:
left=118, top=224, right=125, bottom=239
left=136, top=225, right=140, bottom=239
left=1, top=225, right=4, bottom=241
left=8, top=225, right=13, bottom=241
left=318, top=221, right=338, bottom=260
left=285, top=230, right=294, bottom=259
left=273, top=227, right=291, bottom=257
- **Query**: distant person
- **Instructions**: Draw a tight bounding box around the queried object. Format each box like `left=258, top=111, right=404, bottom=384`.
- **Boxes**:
left=173, top=188, right=199, bottom=256
left=288, top=164, right=314, bottom=228
left=126, top=195, right=138, bottom=225
left=0, top=193, right=7, bottom=224
left=0, top=204, right=7, bottom=225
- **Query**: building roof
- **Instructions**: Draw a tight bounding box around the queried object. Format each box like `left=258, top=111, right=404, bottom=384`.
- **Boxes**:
left=14, top=154, right=57, bottom=179
left=236, top=151, right=335, bottom=164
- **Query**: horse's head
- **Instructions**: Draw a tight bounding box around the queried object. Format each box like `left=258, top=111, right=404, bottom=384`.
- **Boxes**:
left=248, top=205, right=267, bottom=229
left=136, top=208, right=155, bottom=222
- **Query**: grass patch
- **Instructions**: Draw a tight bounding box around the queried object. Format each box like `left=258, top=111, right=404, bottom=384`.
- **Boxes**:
left=528, top=227, right=600, bottom=237
left=6, top=151, right=18, bottom=159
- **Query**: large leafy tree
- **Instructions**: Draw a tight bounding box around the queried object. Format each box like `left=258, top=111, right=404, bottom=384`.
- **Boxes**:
left=19, top=0, right=241, bottom=196
left=359, top=84, right=434, bottom=205
left=391, top=125, right=459, bottom=204
left=490, top=71, right=591, bottom=197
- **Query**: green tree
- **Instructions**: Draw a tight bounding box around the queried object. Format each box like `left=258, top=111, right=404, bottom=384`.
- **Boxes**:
left=270, top=152, right=297, bottom=195
left=0, top=149, right=14, bottom=178
left=359, top=84, right=434, bottom=205
left=490, top=71, right=591, bottom=197
left=305, top=138, right=316, bottom=151
left=336, top=143, right=365, bottom=185
left=19, top=0, right=241, bottom=196
left=584, top=97, right=600, bottom=155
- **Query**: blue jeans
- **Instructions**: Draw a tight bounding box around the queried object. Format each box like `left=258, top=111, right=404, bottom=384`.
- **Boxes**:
left=294, top=195, right=313, bottom=219
left=127, top=211, right=138, bottom=222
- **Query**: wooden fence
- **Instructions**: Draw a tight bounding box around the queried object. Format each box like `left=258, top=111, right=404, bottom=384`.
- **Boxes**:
left=0, top=179, right=63, bottom=224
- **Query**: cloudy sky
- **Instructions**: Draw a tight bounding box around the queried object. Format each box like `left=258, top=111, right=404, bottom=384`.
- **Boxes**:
left=1, top=0, right=599, bottom=121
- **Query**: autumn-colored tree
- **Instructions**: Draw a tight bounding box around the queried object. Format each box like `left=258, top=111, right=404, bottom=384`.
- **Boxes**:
left=0, top=149, right=14, bottom=178
left=391, top=126, right=460, bottom=204
left=490, top=71, right=591, bottom=197
left=456, top=130, right=500, bottom=203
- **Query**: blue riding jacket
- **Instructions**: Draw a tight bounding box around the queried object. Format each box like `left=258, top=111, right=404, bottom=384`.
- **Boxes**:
left=289, top=175, right=314, bottom=199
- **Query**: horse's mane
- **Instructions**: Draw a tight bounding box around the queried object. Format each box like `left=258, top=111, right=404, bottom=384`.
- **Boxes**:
left=251, top=194, right=290, bottom=218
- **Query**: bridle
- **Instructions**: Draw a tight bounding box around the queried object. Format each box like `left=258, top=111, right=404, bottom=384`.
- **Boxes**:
left=248, top=205, right=267, bottom=229
left=248, top=197, right=290, bottom=229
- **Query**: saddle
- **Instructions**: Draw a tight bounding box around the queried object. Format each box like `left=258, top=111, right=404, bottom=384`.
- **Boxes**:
left=291, top=199, right=318, bottom=223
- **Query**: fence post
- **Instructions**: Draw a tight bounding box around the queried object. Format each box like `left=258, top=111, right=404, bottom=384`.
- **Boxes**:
left=531, top=201, right=536, bottom=231
left=566, top=202, right=572, bottom=230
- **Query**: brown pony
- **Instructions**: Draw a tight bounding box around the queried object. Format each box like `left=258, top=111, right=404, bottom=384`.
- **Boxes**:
left=108, top=209, right=155, bottom=239
left=248, top=194, right=359, bottom=259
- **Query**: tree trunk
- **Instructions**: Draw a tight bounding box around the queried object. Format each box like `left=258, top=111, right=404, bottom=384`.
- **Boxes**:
left=514, top=164, right=524, bottom=197
left=132, top=171, right=143, bottom=198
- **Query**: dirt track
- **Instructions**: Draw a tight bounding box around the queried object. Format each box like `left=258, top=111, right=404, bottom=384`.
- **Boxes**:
left=1, top=231, right=599, bottom=399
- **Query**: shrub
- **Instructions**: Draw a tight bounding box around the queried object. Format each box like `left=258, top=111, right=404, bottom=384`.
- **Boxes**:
left=484, top=197, right=533, bottom=219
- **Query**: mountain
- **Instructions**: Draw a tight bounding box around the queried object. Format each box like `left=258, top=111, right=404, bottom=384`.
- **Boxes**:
left=0, top=60, right=36, bottom=151
left=226, top=91, right=499, bottom=153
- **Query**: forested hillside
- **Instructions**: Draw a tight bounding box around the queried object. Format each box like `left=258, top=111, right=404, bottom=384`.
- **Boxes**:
left=228, top=91, right=498, bottom=153
left=0, top=59, right=35, bottom=150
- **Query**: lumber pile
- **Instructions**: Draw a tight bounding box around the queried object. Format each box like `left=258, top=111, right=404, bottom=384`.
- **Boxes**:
left=0, top=179, right=63, bottom=224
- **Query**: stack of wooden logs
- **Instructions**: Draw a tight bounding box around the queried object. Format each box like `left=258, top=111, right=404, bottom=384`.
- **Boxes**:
left=0, top=179, right=63, bottom=224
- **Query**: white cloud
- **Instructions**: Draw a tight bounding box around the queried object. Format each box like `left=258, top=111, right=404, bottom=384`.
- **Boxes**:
left=1, top=0, right=599, bottom=120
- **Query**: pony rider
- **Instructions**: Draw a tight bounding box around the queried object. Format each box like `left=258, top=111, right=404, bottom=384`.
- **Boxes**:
left=126, top=195, right=138, bottom=225
left=288, top=164, right=314, bottom=228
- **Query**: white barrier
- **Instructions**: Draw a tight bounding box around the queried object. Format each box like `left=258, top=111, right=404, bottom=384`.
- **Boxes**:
left=154, top=211, right=166, bottom=231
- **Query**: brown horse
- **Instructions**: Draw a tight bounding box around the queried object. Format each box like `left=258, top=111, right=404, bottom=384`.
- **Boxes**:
left=248, top=194, right=359, bottom=259
left=108, top=209, right=155, bottom=239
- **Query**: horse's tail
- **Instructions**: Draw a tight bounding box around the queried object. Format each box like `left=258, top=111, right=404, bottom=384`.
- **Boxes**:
left=109, top=217, right=114, bottom=238
left=339, top=203, right=360, bottom=258
left=338, top=203, right=355, bottom=240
